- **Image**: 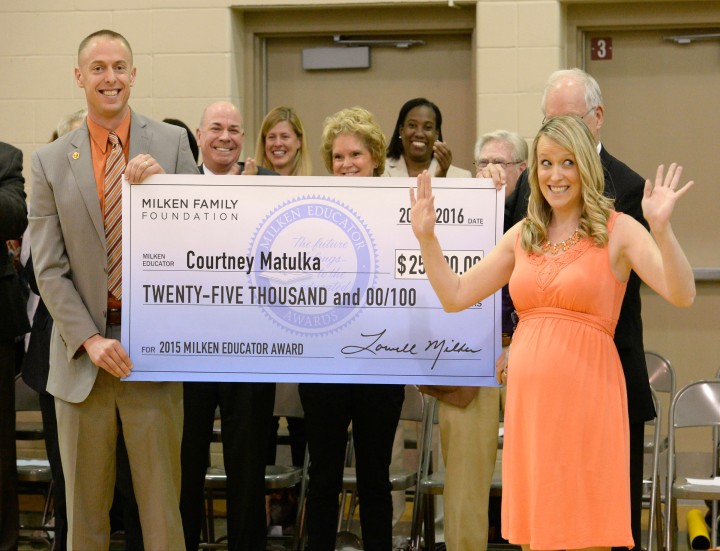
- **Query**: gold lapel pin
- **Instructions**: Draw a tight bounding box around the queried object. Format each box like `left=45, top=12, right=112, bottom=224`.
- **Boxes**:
left=72, top=151, right=80, bottom=160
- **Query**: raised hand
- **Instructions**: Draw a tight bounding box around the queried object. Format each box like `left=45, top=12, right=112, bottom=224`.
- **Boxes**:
left=642, top=163, right=694, bottom=232
left=409, top=170, right=437, bottom=242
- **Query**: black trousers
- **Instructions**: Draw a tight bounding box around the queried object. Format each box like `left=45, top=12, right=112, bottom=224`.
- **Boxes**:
left=0, top=342, right=18, bottom=551
left=299, top=383, right=404, bottom=551
left=180, top=381, right=275, bottom=551
left=612, top=420, right=645, bottom=551
left=267, top=415, right=306, bottom=467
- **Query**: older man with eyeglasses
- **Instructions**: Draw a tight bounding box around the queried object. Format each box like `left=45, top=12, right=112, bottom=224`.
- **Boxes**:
left=474, top=130, right=528, bottom=199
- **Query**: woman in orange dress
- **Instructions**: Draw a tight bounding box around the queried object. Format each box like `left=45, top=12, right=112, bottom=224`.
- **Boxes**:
left=410, top=115, right=695, bottom=551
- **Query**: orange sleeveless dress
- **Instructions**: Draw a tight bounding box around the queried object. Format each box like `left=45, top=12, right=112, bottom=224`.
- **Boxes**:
left=502, top=212, right=633, bottom=549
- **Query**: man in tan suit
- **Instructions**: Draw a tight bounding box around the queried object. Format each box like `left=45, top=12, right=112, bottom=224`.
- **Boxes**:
left=420, top=130, right=527, bottom=551
left=29, top=30, right=198, bottom=550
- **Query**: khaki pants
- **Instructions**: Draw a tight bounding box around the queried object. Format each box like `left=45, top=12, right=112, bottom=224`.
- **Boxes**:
left=440, top=386, right=504, bottom=551
left=56, top=364, right=184, bottom=551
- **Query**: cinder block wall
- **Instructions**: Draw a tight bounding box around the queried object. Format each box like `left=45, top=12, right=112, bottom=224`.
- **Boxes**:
left=0, top=0, right=563, bottom=190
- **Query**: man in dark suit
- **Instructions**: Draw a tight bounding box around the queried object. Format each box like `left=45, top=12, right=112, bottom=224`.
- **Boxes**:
left=0, top=141, right=30, bottom=551
left=29, top=30, right=197, bottom=550
left=504, top=68, right=653, bottom=551
left=180, top=100, right=276, bottom=551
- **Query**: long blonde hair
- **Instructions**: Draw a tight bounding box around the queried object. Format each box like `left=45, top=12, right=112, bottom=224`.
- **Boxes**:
left=521, top=115, right=614, bottom=253
left=255, top=106, right=312, bottom=176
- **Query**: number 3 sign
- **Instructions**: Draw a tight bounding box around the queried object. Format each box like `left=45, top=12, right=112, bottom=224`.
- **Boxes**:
left=591, top=37, right=613, bottom=60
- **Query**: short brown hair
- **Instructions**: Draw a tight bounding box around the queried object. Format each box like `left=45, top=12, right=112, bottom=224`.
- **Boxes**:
left=78, top=30, right=133, bottom=64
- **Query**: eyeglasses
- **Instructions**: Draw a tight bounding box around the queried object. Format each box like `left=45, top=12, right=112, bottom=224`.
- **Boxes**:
left=474, top=159, right=524, bottom=169
left=542, top=106, right=596, bottom=126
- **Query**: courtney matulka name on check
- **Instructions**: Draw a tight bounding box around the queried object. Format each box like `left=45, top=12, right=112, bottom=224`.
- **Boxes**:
left=142, top=250, right=322, bottom=273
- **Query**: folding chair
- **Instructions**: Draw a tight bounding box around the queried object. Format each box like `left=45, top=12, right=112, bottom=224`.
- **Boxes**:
left=665, top=379, right=720, bottom=551
left=644, top=351, right=676, bottom=551
left=644, top=388, right=664, bottom=551
left=15, top=374, right=54, bottom=550
left=409, top=395, right=439, bottom=551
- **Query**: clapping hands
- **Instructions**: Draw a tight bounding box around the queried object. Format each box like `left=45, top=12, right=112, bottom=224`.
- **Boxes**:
left=240, top=158, right=258, bottom=176
left=433, top=141, right=452, bottom=177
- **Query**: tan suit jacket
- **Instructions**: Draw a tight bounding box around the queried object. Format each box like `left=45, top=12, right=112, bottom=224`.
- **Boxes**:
left=382, top=155, right=472, bottom=178
left=29, top=111, right=199, bottom=403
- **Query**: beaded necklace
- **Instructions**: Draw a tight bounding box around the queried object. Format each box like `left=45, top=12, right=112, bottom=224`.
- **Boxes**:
left=541, top=227, right=581, bottom=255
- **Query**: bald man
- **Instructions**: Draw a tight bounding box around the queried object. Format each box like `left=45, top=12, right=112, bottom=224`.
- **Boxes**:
left=179, top=101, right=276, bottom=551
left=196, top=101, right=275, bottom=176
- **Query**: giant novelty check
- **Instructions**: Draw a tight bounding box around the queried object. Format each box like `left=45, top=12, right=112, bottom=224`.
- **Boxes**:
left=121, top=175, right=504, bottom=385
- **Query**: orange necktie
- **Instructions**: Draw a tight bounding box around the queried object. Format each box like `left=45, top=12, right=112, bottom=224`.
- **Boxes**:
left=105, top=132, right=125, bottom=300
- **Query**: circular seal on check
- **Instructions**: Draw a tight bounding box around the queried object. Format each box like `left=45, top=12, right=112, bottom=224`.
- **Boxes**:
left=248, top=196, right=377, bottom=336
